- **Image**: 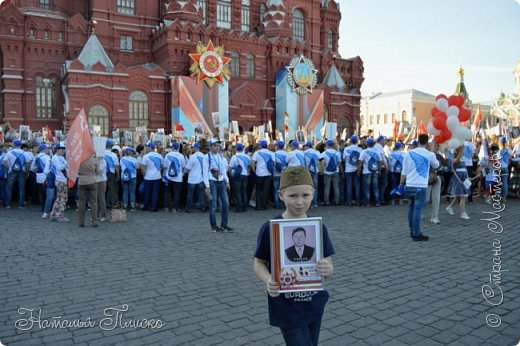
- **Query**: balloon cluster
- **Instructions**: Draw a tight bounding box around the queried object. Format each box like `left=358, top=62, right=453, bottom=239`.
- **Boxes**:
left=427, top=94, right=472, bottom=149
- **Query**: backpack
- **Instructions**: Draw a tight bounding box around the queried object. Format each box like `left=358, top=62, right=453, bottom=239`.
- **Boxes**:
left=258, top=152, right=274, bottom=174
left=167, top=156, right=179, bottom=178
left=368, top=153, right=378, bottom=172
left=325, top=152, right=338, bottom=172
left=12, top=152, right=25, bottom=172
left=275, top=153, right=287, bottom=172
left=348, top=150, right=360, bottom=165
left=394, top=160, right=402, bottom=174
left=35, top=157, right=45, bottom=174
left=233, top=155, right=250, bottom=177
left=305, top=152, right=317, bottom=173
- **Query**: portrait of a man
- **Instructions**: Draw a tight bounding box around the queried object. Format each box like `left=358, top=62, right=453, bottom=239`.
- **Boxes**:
left=285, top=227, right=315, bottom=263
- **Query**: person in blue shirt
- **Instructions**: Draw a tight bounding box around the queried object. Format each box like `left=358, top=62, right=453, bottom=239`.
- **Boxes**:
left=254, top=166, right=334, bottom=346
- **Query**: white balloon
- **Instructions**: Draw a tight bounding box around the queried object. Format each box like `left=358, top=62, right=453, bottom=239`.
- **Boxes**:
left=453, top=126, right=471, bottom=141
left=446, top=116, right=460, bottom=131
left=447, top=105, right=460, bottom=118
left=436, top=98, right=449, bottom=113
left=463, top=127, right=473, bottom=140
left=427, top=122, right=440, bottom=135
left=447, top=138, right=461, bottom=150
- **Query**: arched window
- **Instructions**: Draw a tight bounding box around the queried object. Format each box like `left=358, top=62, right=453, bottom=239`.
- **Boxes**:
left=44, top=30, right=50, bottom=40
left=324, top=104, right=329, bottom=122
left=230, top=52, right=240, bottom=77
left=259, top=3, right=267, bottom=21
left=376, top=114, right=380, bottom=124
left=246, top=53, right=254, bottom=78
left=217, top=0, right=232, bottom=29
left=292, top=9, right=304, bottom=41
left=327, top=31, right=333, bottom=50
left=383, top=114, right=388, bottom=124
left=391, top=113, right=395, bottom=123
left=36, top=76, right=57, bottom=118
left=28, top=28, right=35, bottom=38
left=88, top=105, right=110, bottom=136
left=197, top=0, right=207, bottom=25
left=241, top=0, right=250, bottom=31
left=129, top=91, right=148, bottom=128
left=58, top=32, right=64, bottom=41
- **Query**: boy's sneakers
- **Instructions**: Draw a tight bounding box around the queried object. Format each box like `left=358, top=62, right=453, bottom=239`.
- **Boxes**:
left=99, top=217, right=107, bottom=222
left=446, top=206, right=455, bottom=215
left=41, top=213, right=48, bottom=219
left=460, top=212, right=470, bottom=220
left=430, top=217, right=440, bottom=224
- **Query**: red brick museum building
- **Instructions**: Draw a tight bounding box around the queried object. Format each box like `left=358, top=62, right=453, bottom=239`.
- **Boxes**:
left=0, top=0, right=363, bottom=136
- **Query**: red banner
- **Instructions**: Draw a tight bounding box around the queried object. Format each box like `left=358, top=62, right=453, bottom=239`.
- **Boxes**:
left=66, top=108, right=95, bottom=188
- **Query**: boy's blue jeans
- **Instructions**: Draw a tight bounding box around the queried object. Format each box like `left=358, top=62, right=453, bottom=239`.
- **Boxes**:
left=280, top=319, right=322, bottom=346
left=405, top=186, right=427, bottom=237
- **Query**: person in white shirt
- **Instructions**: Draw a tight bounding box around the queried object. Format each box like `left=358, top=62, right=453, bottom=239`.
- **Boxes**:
left=203, top=139, right=233, bottom=232
left=375, top=136, right=389, bottom=205
left=32, top=143, right=51, bottom=213
left=272, top=141, right=288, bottom=209
left=286, top=141, right=305, bottom=167
left=104, top=140, right=120, bottom=208
left=343, top=136, right=362, bottom=206
left=498, top=136, right=511, bottom=201
left=96, top=156, right=108, bottom=221
left=120, top=147, right=139, bottom=211
left=252, top=140, right=275, bottom=210
left=303, top=141, right=321, bottom=208
left=140, top=142, right=163, bottom=212
left=229, top=143, right=251, bottom=212
left=399, top=134, right=440, bottom=241
left=184, top=142, right=206, bottom=212
left=163, top=142, right=186, bottom=212
left=357, top=138, right=382, bottom=207
left=49, top=142, right=69, bottom=222
left=4, top=139, right=29, bottom=209
left=388, top=142, right=406, bottom=205
left=322, top=139, right=341, bottom=206
left=0, top=143, right=8, bottom=207
left=462, top=139, right=475, bottom=202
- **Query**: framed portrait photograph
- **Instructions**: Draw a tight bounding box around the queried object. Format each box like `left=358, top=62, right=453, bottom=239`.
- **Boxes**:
left=270, top=217, right=324, bottom=293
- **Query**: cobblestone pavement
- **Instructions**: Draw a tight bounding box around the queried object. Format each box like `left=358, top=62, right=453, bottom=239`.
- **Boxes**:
left=1, top=198, right=519, bottom=346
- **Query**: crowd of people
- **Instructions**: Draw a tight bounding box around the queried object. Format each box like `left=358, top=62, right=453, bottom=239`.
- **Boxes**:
left=1, top=133, right=519, bottom=229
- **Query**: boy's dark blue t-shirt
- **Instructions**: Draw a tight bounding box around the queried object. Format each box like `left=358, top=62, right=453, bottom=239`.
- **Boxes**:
left=254, top=215, right=335, bottom=328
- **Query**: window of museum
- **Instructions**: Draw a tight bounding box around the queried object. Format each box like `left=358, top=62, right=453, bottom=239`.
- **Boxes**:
left=44, top=30, right=50, bottom=40
left=241, top=0, right=250, bottom=32
left=129, top=91, right=148, bottom=128
left=36, top=76, right=56, bottom=119
left=217, top=0, right=231, bottom=29
left=384, top=114, right=388, bottom=124
left=246, top=54, right=254, bottom=78
left=401, top=110, right=407, bottom=122
left=259, top=3, right=267, bottom=21
left=39, top=0, right=49, bottom=8
left=117, top=0, right=135, bottom=15
left=197, top=0, right=207, bottom=25
left=58, top=32, right=64, bottom=41
left=230, top=52, right=240, bottom=77
left=88, top=105, right=110, bottom=136
left=369, top=115, right=374, bottom=125
left=327, top=31, right=333, bottom=50
left=120, top=36, right=133, bottom=51
left=28, top=28, right=35, bottom=38
left=292, top=9, right=304, bottom=41
left=376, top=114, right=380, bottom=124
left=391, top=113, right=395, bottom=123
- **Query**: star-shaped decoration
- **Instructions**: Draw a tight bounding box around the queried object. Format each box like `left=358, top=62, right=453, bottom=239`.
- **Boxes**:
left=189, top=40, right=231, bottom=88
left=286, top=55, right=318, bottom=95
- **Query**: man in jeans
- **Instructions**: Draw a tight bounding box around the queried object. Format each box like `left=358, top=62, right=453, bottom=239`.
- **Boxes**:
left=4, top=139, right=29, bottom=209
left=357, top=138, right=381, bottom=207
left=322, top=139, right=341, bottom=206
left=399, top=134, right=439, bottom=241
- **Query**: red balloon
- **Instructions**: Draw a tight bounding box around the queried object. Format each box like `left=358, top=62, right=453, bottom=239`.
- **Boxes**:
left=458, top=108, right=471, bottom=122
left=433, top=135, right=445, bottom=143
left=431, top=107, right=439, bottom=117
left=436, top=94, right=447, bottom=101
left=448, top=95, right=459, bottom=106
left=433, top=116, right=447, bottom=131
left=440, top=129, right=452, bottom=141
left=457, top=95, right=465, bottom=107
left=434, top=111, right=447, bottom=122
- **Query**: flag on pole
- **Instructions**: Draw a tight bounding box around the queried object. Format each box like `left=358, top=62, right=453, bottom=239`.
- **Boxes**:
left=418, top=121, right=427, bottom=135
left=478, top=129, right=490, bottom=161
left=393, top=120, right=400, bottom=140
left=471, top=104, right=482, bottom=133
left=66, top=108, right=95, bottom=188
left=47, top=126, right=55, bottom=143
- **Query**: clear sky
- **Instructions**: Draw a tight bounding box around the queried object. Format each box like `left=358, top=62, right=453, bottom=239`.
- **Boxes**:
left=339, top=0, right=520, bottom=103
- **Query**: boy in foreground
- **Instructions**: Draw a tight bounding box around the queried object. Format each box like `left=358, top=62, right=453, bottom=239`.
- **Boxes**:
left=253, top=166, right=335, bottom=346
